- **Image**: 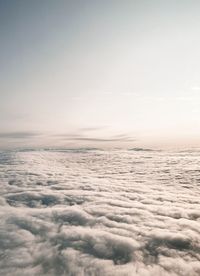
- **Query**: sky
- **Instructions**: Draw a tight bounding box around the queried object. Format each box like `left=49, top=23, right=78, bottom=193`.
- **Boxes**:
left=1, top=0, right=200, bottom=149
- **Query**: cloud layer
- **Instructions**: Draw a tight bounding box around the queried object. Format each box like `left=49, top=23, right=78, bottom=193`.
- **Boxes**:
left=0, top=149, right=200, bottom=275
left=0, top=131, right=40, bottom=139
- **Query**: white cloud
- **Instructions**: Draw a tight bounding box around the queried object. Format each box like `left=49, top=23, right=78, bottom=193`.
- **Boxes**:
left=0, top=149, right=200, bottom=275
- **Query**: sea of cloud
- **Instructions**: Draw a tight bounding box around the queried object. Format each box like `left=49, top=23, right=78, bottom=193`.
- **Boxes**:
left=0, top=149, right=200, bottom=276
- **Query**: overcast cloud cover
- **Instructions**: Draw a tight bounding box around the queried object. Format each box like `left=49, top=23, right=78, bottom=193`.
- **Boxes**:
left=0, top=149, right=200, bottom=276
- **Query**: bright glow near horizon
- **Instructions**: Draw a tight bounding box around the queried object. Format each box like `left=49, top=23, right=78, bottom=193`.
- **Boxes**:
left=1, top=0, right=200, bottom=149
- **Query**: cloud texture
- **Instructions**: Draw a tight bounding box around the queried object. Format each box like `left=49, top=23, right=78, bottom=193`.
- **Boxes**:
left=0, top=149, right=200, bottom=275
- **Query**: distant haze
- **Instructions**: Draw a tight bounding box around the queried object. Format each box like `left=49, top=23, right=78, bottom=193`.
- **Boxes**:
left=1, top=0, right=200, bottom=149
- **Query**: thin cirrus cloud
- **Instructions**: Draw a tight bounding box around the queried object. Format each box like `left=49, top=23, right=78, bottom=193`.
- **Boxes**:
left=71, top=136, right=135, bottom=142
left=0, top=130, right=136, bottom=149
left=0, top=131, right=41, bottom=139
left=57, top=133, right=136, bottom=143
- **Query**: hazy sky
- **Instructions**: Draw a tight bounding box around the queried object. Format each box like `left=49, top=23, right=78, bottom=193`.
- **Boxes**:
left=1, top=0, right=200, bottom=148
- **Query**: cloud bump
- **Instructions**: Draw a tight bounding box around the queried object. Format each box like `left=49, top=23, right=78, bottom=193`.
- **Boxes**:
left=0, top=149, right=200, bottom=276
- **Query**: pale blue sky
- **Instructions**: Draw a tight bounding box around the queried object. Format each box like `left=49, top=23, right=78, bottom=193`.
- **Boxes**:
left=1, top=0, right=200, bottom=148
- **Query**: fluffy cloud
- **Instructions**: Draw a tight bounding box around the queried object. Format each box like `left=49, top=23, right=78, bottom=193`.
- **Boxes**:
left=0, top=149, right=200, bottom=275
